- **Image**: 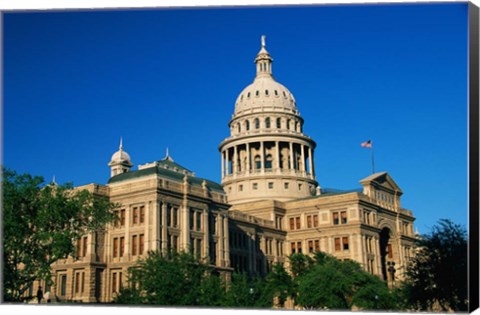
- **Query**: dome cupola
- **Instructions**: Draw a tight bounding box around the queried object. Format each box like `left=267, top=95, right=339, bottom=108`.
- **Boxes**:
left=109, top=137, right=133, bottom=177
left=234, top=36, right=298, bottom=116
left=219, top=36, right=318, bottom=205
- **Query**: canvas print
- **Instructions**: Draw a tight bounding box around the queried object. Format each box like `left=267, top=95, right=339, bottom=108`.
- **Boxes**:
left=2, top=2, right=475, bottom=312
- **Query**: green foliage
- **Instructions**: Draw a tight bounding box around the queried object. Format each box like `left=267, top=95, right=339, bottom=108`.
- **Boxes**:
left=402, top=219, right=468, bottom=311
left=2, top=167, right=116, bottom=302
left=294, top=252, right=396, bottom=310
left=264, top=263, right=295, bottom=306
left=223, top=272, right=272, bottom=308
left=115, top=251, right=226, bottom=306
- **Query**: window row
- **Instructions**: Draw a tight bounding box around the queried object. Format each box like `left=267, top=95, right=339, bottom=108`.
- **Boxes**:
left=232, top=117, right=302, bottom=134
left=239, top=89, right=290, bottom=100
left=288, top=211, right=348, bottom=230
left=113, top=205, right=145, bottom=227
left=112, top=234, right=145, bottom=257
left=290, top=236, right=350, bottom=254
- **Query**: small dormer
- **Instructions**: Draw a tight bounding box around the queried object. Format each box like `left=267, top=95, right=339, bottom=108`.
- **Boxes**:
left=359, top=172, right=403, bottom=210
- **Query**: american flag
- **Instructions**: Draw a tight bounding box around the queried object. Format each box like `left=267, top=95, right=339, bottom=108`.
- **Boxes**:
left=361, top=140, right=372, bottom=148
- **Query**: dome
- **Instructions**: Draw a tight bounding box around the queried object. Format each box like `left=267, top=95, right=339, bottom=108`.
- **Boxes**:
left=109, top=137, right=132, bottom=165
left=233, top=35, right=297, bottom=115
left=110, top=149, right=131, bottom=163
left=234, top=76, right=297, bottom=114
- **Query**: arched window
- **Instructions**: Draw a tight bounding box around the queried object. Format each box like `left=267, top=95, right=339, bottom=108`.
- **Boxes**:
left=265, top=155, right=273, bottom=169
left=274, top=90, right=279, bottom=96
left=255, top=118, right=260, bottom=129
left=265, top=90, right=269, bottom=96
left=276, top=118, right=281, bottom=129
left=246, top=120, right=250, bottom=131
left=265, top=117, right=271, bottom=128
left=286, top=119, right=291, bottom=130
left=256, top=90, right=259, bottom=97
left=254, top=155, right=262, bottom=170
left=247, top=92, right=251, bottom=98
left=238, top=123, right=241, bottom=133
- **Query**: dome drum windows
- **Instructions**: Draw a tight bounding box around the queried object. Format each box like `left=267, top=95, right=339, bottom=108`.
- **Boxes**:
left=265, top=117, right=271, bottom=129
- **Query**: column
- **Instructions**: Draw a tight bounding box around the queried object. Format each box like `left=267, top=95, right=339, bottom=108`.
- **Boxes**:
left=374, top=237, right=382, bottom=276
left=225, top=149, right=229, bottom=176
left=301, top=144, right=306, bottom=173
left=260, top=141, right=265, bottom=173
left=145, top=201, right=151, bottom=251
left=181, top=205, right=189, bottom=252
left=203, top=209, right=209, bottom=261
left=125, top=205, right=131, bottom=257
left=161, top=203, right=168, bottom=253
left=247, top=233, right=253, bottom=273
left=221, top=151, right=225, bottom=178
left=223, top=216, right=230, bottom=267
left=245, top=142, right=250, bottom=173
left=218, top=215, right=224, bottom=266
left=233, top=145, right=238, bottom=176
left=273, top=239, right=278, bottom=262
left=275, top=141, right=280, bottom=172
left=308, top=147, right=313, bottom=177
left=289, top=142, right=294, bottom=171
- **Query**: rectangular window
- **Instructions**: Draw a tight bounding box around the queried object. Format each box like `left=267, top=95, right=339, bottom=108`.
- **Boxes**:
left=76, top=239, right=82, bottom=256
left=82, top=236, right=88, bottom=257
left=60, top=275, right=67, bottom=296
left=334, top=238, right=341, bottom=251
left=296, top=217, right=301, bottom=230
left=297, top=241, right=302, bottom=253
left=239, top=185, right=243, bottom=192
left=113, top=237, right=119, bottom=258
left=284, top=182, right=289, bottom=189
left=307, top=216, right=312, bottom=228
left=342, top=237, right=349, bottom=250
left=190, top=210, right=195, bottom=230
left=341, top=211, right=347, bottom=224
left=114, top=210, right=120, bottom=227
left=196, top=211, right=202, bottom=231
left=140, top=206, right=145, bottom=224
left=289, top=218, right=295, bottom=230
left=268, top=182, right=274, bottom=189
left=75, top=272, right=80, bottom=293
left=112, top=272, right=117, bottom=293
left=308, top=240, right=314, bottom=253
left=253, top=183, right=258, bottom=190
left=133, top=207, right=138, bottom=225
left=120, top=210, right=126, bottom=226
left=132, top=235, right=138, bottom=256
left=120, top=237, right=125, bottom=257
left=313, top=215, right=318, bottom=227
left=173, top=208, right=178, bottom=227
left=291, top=242, right=296, bottom=254
left=333, top=212, right=339, bottom=225
left=314, top=240, right=320, bottom=252
left=139, top=234, right=145, bottom=255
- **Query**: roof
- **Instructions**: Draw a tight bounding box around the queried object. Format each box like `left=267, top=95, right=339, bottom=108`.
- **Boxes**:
left=289, top=187, right=363, bottom=202
left=359, top=172, right=403, bottom=194
left=107, top=160, right=224, bottom=193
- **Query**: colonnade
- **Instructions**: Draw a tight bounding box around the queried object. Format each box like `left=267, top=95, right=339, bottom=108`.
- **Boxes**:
left=221, top=140, right=315, bottom=179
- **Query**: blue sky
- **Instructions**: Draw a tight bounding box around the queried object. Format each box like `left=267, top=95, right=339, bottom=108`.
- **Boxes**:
left=3, top=3, right=469, bottom=233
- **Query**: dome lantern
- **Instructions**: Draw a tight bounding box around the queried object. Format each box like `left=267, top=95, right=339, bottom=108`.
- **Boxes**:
left=109, top=137, right=133, bottom=177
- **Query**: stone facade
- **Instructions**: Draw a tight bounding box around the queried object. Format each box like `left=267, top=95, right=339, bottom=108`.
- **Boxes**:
left=31, top=36, right=415, bottom=304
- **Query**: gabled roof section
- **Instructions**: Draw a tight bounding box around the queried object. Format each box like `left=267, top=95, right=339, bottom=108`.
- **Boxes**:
left=359, top=172, right=403, bottom=195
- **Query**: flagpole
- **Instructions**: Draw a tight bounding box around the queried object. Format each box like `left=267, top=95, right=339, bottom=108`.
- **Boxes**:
left=371, top=145, right=375, bottom=174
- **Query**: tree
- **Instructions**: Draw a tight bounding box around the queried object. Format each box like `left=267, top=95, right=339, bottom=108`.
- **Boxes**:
left=402, top=219, right=468, bottom=311
left=115, top=251, right=226, bottom=306
left=264, top=263, right=296, bottom=307
left=3, top=168, right=117, bottom=302
left=294, top=252, right=395, bottom=310
left=223, top=272, right=273, bottom=308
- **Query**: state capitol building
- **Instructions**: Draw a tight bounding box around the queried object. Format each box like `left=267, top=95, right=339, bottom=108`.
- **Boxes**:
left=42, top=36, right=416, bottom=303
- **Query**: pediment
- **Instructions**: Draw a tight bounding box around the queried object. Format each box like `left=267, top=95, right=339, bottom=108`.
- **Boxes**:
left=359, top=172, right=403, bottom=195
